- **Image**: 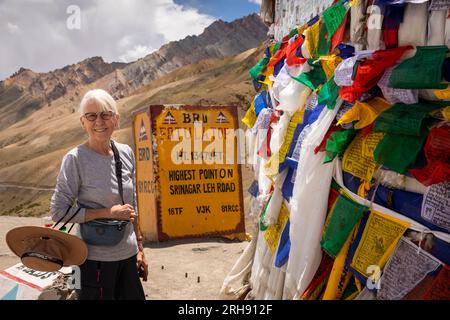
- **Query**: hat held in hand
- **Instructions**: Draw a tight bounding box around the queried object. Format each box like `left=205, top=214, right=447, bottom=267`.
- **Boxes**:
left=6, top=226, right=88, bottom=272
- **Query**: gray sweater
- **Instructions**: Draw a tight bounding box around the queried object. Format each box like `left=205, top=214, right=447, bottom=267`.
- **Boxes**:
left=50, top=141, right=138, bottom=261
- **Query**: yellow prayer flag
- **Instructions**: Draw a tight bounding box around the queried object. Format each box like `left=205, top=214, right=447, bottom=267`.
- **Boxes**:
left=350, top=211, right=410, bottom=278
left=322, top=222, right=359, bottom=300
left=443, top=106, right=450, bottom=121
left=269, top=43, right=279, bottom=56
left=264, top=203, right=289, bottom=253
left=305, top=20, right=321, bottom=59
left=279, top=108, right=305, bottom=163
left=260, top=77, right=273, bottom=86
left=299, top=24, right=308, bottom=34
left=361, top=132, right=384, bottom=158
left=434, top=88, right=450, bottom=100
left=261, top=68, right=273, bottom=86
left=265, top=66, right=275, bottom=79
left=321, top=55, right=343, bottom=80
left=263, top=151, right=280, bottom=181
left=357, top=180, right=371, bottom=199
left=291, top=107, right=305, bottom=124
left=354, top=278, right=363, bottom=292
left=242, top=101, right=257, bottom=128
left=336, top=97, right=391, bottom=129
left=342, top=131, right=383, bottom=182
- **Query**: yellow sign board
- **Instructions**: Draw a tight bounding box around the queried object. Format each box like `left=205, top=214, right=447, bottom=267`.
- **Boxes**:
left=133, top=105, right=245, bottom=241
left=132, top=110, right=158, bottom=241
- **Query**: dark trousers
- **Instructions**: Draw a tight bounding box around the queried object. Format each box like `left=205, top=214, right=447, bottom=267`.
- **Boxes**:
left=79, top=254, right=146, bottom=300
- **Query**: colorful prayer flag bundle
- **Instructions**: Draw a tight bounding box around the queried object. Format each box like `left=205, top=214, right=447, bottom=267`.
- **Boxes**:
left=224, top=0, right=450, bottom=301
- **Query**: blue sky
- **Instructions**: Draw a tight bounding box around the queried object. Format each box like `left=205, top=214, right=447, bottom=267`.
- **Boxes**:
left=174, top=0, right=260, bottom=22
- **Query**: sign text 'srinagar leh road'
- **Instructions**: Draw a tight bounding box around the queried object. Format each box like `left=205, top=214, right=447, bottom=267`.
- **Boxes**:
left=133, top=105, right=245, bottom=241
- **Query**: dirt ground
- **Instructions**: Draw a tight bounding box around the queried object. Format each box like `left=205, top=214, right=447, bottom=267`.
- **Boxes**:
left=0, top=216, right=251, bottom=300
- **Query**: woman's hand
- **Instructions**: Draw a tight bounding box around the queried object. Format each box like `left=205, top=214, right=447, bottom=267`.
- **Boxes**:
left=110, top=204, right=136, bottom=222
left=137, top=250, right=148, bottom=282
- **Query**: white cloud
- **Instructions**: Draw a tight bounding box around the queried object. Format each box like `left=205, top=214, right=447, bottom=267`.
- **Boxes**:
left=153, top=1, right=215, bottom=42
left=249, top=0, right=262, bottom=4
left=119, top=45, right=155, bottom=63
left=0, top=0, right=216, bottom=80
left=118, top=36, right=132, bottom=49
left=6, top=22, right=20, bottom=34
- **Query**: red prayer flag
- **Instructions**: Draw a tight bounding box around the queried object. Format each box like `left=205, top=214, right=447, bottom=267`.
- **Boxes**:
left=267, top=41, right=288, bottom=70
left=339, top=46, right=412, bottom=102
left=330, top=12, right=349, bottom=52
left=410, top=125, right=450, bottom=186
left=286, top=36, right=307, bottom=66
left=423, top=265, right=450, bottom=300
left=383, top=26, right=399, bottom=49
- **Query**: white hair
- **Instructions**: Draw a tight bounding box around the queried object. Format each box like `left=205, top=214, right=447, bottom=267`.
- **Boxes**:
left=79, top=89, right=118, bottom=115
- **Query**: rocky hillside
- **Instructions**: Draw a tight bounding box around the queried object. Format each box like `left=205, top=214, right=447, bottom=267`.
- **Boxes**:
left=0, top=57, right=127, bottom=129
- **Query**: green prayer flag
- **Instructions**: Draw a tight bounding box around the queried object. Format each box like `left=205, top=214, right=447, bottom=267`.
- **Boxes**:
left=341, top=276, right=358, bottom=300
left=321, top=194, right=367, bottom=257
left=373, top=102, right=440, bottom=136
left=316, top=22, right=331, bottom=57
left=289, top=27, right=299, bottom=39
left=374, top=132, right=427, bottom=174
left=324, top=129, right=358, bottom=163
left=273, top=42, right=281, bottom=55
left=259, top=194, right=272, bottom=231
left=389, top=46, right=449, bottom=89
left=331, top=178, right=342, bottom=192
left=318, top=76, right=340, bottom=110
left=292, top=60, right=327, bottom=90
left=322, top=2, right=348, bottom=39
left=249, top=57, right=270, bottom=80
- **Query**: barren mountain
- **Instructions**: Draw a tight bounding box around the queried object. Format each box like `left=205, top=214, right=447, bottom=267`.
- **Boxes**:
left=0, top=58, right=127, bottom=129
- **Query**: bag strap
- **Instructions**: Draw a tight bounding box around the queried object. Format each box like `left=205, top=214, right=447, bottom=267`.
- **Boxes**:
left=52, top=206, right=82, bottom=232
left=110, top=140, right=125, bottom=205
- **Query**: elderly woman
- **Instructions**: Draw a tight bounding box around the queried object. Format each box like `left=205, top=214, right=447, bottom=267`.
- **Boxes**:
left=50, top=89, right=148, bottom=300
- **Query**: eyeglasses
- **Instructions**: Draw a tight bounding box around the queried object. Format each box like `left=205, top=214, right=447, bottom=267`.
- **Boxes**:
left=83, top=111, right=114, bottom=122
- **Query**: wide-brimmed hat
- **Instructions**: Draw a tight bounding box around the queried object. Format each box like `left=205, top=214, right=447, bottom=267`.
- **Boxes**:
left=6, top=226, right=88, bottom=272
